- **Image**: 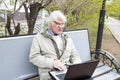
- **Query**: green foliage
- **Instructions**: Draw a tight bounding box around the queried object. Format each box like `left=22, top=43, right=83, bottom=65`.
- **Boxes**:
left=10, top=0, right=14, bottom=5
left=46, top=0, right=102, bottom=29
left=106, top=0, right=120, bottom=19
left=45, top=0, right=103, bottom=49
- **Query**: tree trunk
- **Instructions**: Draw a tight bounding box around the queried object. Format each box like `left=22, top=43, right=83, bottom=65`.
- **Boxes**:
left=5, top=15, right=20, bottom=36
left=6, top=15, right=13, bottom=35
left=27, top=3, right=42, bottom=34
left=14, top=23, right=20, bottom=35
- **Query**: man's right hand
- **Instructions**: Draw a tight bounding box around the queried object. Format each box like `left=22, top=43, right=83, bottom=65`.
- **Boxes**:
left=53, top=59, right=67, bottom=71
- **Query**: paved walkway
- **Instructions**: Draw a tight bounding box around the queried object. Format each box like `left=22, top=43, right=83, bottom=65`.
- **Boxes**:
left=105, top=17, right=120, bottom=44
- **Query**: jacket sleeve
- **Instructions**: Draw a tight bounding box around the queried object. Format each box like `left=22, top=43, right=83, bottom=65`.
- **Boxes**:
left=29, top=34, right=54, bottom=69
left=69, top=38, right=82, bottom=64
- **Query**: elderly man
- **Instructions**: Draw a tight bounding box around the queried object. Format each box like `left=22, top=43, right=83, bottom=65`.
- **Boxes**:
left=29, top=10, right=81, bottom=80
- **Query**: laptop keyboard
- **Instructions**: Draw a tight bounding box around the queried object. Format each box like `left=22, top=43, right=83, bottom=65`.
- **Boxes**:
left=56, top=73, right=66, bottom=80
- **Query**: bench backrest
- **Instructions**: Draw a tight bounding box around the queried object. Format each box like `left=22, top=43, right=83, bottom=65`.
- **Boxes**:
left=64, top=29, right=91, bottom=62
left=0, top=29, right=90, bottom=80
left=0, top=35, right=38, bottom=80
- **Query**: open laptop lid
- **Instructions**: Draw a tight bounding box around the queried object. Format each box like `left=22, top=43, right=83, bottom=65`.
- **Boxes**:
left=65, top=60, right=99, bottom=80
left=49, top=60, right=99, bottom=80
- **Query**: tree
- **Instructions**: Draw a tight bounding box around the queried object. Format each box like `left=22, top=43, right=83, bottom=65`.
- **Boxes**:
left=1, top=0, right=20, bottom=36
left=3, top=0, right=52, bottom=35
left=46, top=0, right=102, bottom=30
left=22, top=0, right=52, bottom=34
left=106, top=0, right=120, bottom=19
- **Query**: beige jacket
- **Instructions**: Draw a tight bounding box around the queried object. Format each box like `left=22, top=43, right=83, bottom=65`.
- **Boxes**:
left=29, top=29, right=81, bottom=80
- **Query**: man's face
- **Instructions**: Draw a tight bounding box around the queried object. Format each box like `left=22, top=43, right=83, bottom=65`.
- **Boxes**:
left=50, top=17, right=65, bottom=35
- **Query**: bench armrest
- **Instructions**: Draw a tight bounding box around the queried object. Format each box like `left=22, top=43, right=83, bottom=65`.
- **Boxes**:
left=91, top=50, right=120, bottom=74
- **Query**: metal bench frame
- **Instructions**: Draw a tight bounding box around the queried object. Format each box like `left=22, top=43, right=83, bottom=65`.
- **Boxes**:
left=92, top=50, right=120, bottom=74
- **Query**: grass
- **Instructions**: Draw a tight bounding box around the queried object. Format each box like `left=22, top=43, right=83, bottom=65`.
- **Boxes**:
left=79, top=20, right=120, bottom=62
left=102, top=27, right=120, bottom=62
left=89, top=25, right=120, bottom=62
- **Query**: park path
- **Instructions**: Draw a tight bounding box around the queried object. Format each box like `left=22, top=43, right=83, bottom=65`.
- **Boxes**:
left=105, top=17, right=120, bottom=44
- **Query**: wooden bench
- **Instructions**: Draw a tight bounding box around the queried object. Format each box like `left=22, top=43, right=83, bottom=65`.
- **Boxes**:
left=0, top=29, right=120, bottom=80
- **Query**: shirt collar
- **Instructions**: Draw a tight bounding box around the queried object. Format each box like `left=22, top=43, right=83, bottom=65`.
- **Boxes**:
left=47, top=28, right=61, bottom=36
left=47, top=28, right=55, bottom=36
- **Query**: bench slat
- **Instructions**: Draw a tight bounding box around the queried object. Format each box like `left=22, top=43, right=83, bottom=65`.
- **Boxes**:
left=92, top=65, right=112, bottom=77
left=93, top=71, right=120, bottom=80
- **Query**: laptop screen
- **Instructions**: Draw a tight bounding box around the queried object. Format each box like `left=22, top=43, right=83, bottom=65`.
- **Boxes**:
left=49, top=60, right=99, bottom=80
left=65, top=60, right=99, bottom=80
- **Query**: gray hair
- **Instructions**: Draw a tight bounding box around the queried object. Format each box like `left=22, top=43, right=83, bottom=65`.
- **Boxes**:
left=48, top=10, right=67, bottom=24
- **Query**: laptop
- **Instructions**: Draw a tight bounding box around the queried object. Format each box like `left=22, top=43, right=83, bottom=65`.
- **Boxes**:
left=49, top=60, right=99, bottom=80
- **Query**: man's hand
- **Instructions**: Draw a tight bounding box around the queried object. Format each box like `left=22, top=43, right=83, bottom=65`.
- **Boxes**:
left=53, top=59, right=67, bottom=71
